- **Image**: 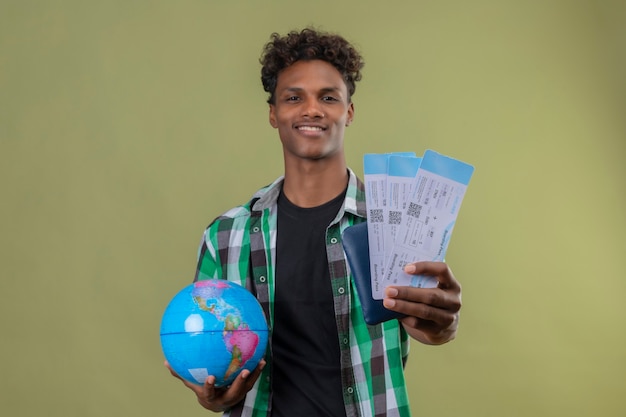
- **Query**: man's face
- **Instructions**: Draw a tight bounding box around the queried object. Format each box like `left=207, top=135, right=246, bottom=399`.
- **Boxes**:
left=269, top=60, right=354, bottom=163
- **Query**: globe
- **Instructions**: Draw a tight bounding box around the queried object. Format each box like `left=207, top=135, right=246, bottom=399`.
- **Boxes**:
left=160, top=279, right=268, bottom=387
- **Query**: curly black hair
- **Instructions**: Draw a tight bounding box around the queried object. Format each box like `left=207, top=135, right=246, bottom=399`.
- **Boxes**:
left=260, top=28, right=364, bottom=104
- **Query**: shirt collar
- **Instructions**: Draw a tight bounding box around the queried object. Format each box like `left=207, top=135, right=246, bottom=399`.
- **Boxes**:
left=251, top=168, right=366, bottom=219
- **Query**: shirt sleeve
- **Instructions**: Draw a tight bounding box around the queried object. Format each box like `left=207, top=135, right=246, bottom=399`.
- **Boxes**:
left=193, top=227, right=219, bottom=282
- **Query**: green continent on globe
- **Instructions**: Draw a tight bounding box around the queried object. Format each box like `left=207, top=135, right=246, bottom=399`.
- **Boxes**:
left=224, top=345, right=243, bottom=380
left=224, top=314, right=241, bottom=331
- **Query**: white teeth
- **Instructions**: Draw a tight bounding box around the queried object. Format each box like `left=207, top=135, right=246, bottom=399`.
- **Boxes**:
left=298, top=126, right=323, bottom=131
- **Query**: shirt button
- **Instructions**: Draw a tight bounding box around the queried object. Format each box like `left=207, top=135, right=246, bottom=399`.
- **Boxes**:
left=330, top=237, right=338, bottom=244
left=347, top=387, right=354, bottom=394
left=253, top=226, right=260, bottom=233
left=259, top=276, right=266, bottom=283
left=343, top=338, right=349, bottom=345
left=338, top=287, right=345, bottom=294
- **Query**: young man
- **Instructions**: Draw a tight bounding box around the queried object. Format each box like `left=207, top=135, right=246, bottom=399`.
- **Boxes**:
left=167, top=28, right=462, bottom=417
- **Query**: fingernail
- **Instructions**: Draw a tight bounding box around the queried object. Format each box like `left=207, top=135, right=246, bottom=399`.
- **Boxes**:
left=404, top=264, right=416, bottom=274
left=383, top=298, right=396, bottom=308
left=386, top=287, right=398, bottom=297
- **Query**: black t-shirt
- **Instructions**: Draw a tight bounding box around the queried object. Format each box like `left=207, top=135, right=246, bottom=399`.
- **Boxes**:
left=271, top=189, right=347, bottom=417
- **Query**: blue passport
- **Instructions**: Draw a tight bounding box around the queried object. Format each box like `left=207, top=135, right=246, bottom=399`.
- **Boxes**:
left=342, top=222, right=405, bottom=325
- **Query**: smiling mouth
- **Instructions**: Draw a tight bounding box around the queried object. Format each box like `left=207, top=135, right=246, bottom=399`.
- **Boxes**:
left=297, top=126, right=325, bottom=132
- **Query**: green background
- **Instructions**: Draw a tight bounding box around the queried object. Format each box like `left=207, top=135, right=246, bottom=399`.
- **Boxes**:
left=1, top=1, right=625, bottom=416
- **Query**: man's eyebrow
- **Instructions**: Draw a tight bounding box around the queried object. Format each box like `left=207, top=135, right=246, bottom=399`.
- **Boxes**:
left=282, top=87, right=304, bottom=93
left=319, top=87, right=343, bottom=94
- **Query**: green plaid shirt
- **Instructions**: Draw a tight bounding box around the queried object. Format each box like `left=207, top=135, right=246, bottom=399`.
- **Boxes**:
left=195, top=169, right=411, bottom=417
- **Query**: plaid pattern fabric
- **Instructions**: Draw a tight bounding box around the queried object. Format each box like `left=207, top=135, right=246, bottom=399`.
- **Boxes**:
left=194, top=169, right=411, bottom=417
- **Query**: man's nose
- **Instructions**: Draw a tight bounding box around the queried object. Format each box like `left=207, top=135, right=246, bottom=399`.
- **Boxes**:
left=302, top=98, right=324, bottom=118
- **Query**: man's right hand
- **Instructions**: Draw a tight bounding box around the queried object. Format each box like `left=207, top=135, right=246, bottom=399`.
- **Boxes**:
left=165, top=359, right=266, bottom=412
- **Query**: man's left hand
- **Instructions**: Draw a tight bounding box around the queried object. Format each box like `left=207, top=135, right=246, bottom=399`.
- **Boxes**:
left=383, top=261, right=462, bottom=345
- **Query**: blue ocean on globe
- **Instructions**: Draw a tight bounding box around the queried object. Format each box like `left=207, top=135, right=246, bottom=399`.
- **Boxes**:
left=160, top=279, right=268, bottom=387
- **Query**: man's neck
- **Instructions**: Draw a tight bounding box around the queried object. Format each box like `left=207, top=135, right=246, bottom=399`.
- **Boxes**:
left=281, top=160, right=348, bottom=208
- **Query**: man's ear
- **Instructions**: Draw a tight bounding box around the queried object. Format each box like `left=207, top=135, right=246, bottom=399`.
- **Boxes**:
left=269, top=104, right=278, bottom=128
left=346, top=102, right=355, bottom=126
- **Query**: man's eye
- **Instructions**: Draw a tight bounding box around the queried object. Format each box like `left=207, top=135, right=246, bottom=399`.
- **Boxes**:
left=322, top=96, right=338, bottom=102
left=286, top=96, right=300, bottom=101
